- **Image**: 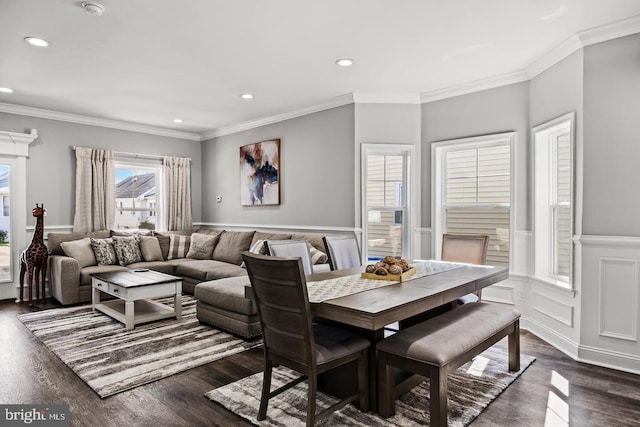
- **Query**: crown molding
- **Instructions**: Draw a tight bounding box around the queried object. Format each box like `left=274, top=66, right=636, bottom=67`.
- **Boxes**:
left=0, top=102, right=201, bottom=141
left=202, top=93, right=354, bottom=140
left=578, top=13, right=640, bottom=47
left=420, top=70, right=529, bottom=103
left=352, top=93, right=421, bottom=104
left=526, top=34, right=583, bottom=79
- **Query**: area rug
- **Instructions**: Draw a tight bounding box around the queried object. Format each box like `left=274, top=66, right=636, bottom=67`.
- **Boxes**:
left=206, top=346, right=535, bottom=426
left=18, top=296, right=262, bottom=398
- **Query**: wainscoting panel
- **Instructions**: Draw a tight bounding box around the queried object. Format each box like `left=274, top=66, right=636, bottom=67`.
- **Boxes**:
left=598, top=257, right=637, bottom=341
left=580, top=235, right=640, bottom=374
left=532, top=291, right=574, bottom=327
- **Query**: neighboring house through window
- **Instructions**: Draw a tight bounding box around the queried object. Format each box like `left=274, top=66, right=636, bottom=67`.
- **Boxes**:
left=433, top=132, right=515, bottom=267
left=114, top=158, right=163, bottom=231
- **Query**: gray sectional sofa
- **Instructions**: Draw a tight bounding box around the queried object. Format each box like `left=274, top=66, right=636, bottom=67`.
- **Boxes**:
left=47, top=228, right=332, bottom=338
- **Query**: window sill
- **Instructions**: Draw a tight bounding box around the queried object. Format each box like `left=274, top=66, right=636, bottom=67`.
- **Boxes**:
left=530, top=276, right=576, bottom=296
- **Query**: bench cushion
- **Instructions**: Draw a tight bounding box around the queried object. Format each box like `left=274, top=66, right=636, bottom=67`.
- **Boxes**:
left=377, top=303, right=520, bottom=366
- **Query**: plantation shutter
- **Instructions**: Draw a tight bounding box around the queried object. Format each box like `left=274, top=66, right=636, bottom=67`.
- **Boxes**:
left=445, top=145, right=510, bottom=266
left=553, top=132, right=571, bottom=277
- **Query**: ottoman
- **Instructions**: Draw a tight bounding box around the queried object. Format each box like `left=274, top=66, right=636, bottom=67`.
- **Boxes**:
left=195, top=276, right=261, bottom=339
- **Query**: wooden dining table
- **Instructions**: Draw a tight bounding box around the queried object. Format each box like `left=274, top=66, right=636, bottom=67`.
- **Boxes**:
left=304, top=261, right=509, bottom=413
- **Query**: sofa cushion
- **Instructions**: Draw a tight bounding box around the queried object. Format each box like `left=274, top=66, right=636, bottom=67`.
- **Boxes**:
left=139, top=236, right=163, bottom=262
left=175, top=260, right=247, bottom=281
left=47, top=230, right=110, bottom=255
left=212, top=230, right=255, bottom=265
left=90, top=238, right=118, bottom=265
left=60, top=237, right=96, bottom=269
left=79, top=265, right=129, bottom=285
left=167, top=234, right=191, bottom=259
left=112, top=236, right=143, bottom=266
left=195, top=277, right=255, bottom=315
left=186, top=233, right=219, bottom=260
left=293, top=234, right=327, bottom=253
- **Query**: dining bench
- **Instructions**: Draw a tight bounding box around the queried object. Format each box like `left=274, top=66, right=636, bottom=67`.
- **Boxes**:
left=376, top=302, right=521, bottom=426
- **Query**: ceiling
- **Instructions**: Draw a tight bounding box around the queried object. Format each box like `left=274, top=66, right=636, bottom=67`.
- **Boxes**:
left=1, top=0, right=640, bottom=139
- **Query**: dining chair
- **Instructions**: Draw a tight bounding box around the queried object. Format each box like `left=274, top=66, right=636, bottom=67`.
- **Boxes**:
left=322, top=235, right=362, bottom=270
left=263, top=239, right=314, bottom=275
left=441, top=233, right=490, bottom=304
left=241, top=252, right=370, bottom=426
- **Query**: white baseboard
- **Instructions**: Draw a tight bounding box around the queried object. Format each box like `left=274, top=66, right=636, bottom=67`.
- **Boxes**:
left=578, top=344, right=640, bottom=375
left=521, top=315, right=580, bottom=359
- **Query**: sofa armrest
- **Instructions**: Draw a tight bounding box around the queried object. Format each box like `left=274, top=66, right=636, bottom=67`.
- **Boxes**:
left=48, top=255, right=81, bottom=305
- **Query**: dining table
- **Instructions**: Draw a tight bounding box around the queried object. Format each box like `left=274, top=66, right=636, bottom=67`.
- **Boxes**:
left=303, top=260, right=509, bottom=413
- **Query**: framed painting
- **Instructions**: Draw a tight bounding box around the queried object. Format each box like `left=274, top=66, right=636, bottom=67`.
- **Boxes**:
left=240, top=139, right=280, bottom=206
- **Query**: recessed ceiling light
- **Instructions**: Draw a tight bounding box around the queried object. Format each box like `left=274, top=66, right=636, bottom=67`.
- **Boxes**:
left=0, top=88, right=13, bottom=93
left=81, top=2, right=105, bottom=16
left=24, top=37, right=50, bottom=47
left=240, top=93, right=254, bottom=100
left=335, top=58, right=353, bottom=67
left=173, top=118, right=183, bottom=123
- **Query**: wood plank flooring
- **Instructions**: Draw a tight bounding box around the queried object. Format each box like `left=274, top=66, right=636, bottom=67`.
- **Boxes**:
left=1, top=299, right=639, bottom=426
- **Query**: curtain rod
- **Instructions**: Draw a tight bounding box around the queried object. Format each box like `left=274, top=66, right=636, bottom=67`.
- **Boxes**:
left=72, top=146, right=191, bottom=162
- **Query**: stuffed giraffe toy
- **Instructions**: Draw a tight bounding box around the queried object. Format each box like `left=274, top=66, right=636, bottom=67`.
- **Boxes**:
left=22, top=204, right=48, bottom=305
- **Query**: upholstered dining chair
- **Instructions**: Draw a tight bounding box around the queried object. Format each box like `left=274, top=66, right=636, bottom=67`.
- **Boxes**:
left=241, top=252, right=370, bottom=426
left=323, top=235, right=362, bottom=270
left=263, top=239, right=314, bottom=275
left=441, top=233, right=490, bottom=304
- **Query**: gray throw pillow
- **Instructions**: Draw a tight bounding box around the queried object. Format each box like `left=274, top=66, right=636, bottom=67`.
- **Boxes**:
left=60, top=237, right=97, bottom=268
left=91, top=238, right=118, bottom=265
left=186, top=233, right=219, bottom=260
left=112, top=236, right=143, bottom=266
left=212, top=230, right=255, bottom=265
left=139, top=236, right=163, bottom=262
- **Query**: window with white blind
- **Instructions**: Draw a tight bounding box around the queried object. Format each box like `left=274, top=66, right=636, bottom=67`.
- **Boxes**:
left=433, top=133, right=514, bottom=267
left=534, top=113, right=574, bottom=287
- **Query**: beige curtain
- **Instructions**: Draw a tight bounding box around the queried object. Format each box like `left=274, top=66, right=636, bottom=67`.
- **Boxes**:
left=163, top=156, right=192, bottom=231
left=73, top=147, right=115, bottom=232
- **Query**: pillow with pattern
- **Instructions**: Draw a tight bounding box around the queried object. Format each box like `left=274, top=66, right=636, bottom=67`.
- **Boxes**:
left=112, top=235, right=143, bottom=266
left=310, top=245, right=328, bottom=264
left=90, top=238, right=118, bottom=265
left=167, top=234, right=191, bottom=260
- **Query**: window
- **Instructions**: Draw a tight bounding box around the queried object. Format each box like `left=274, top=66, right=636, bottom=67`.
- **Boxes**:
left=433, top=133, right=514, bottom=267
left=362, top=144, right=415, bottom=261
left=114, top=159, right=162, bottom=231
left=534, top=113, right=575, bottom=287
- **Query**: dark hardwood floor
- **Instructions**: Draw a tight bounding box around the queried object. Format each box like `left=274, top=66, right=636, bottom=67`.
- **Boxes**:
left=2, top=299, right=639, bottom=426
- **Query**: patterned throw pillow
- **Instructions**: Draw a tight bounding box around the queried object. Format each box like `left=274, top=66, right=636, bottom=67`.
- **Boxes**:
left=112, top=236, right=143, bottom=266
left=310, top=245, right=328, bottom=264
left=90, top=238, right=118, bottom=265
left=167, top=234, right=191, bottom=260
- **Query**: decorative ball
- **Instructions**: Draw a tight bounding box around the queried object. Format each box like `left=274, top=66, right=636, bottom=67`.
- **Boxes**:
left=365, top=264, right=376, bottom=273
left=383, top=256, right=396, bottom=265
left=388, top=264, right=403, bottom=275
left=374, top=267, right=389, bottom=275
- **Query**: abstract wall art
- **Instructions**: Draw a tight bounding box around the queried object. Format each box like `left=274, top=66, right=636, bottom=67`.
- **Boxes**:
left=240, top=139, right=280, bottom=206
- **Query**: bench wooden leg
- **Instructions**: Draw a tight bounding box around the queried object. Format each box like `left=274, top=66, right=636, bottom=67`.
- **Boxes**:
left=508, top=319, right=520, bottom=371
left=377, top=352, right=395, bottom=418
left=430, top=366, right=447, bottom=427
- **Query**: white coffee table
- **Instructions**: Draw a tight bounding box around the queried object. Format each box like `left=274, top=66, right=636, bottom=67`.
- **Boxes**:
left=91, top=269, right=182, bottom=330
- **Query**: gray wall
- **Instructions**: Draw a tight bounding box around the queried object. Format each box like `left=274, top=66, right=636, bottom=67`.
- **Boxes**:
left=421, top=82, right=530, bottom=229
left=0, top=112, right=202, bottom=227
left=201, top=104, right=355, bottom=228
left=583, top=33, right=640, bottom=236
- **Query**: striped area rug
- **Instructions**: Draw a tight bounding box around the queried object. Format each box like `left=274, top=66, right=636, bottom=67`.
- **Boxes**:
left=18, top=296, right=261, bottom=398
left=206, top=346, right=535, bottom=426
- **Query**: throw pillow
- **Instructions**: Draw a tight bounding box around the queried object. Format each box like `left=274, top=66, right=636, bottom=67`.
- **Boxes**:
left=186, top=233, right=219, bottom=260
left=90, top=238, right=118, bottom=265
left=212, top=230, right=255, bottom=265
left=60, top=237, right=97, bottom=269
left=139, top=236, right=163, bottom=262
left=167, top=234, right=191, bottom=260
left=310, top=246, right=328, bottom=264
left=112, top=235, right=143, bottom=266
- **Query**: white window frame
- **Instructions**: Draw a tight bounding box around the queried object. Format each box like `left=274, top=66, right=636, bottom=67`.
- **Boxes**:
left=432, top=132, right=516, bottom=267
left=114, top=156, right=165, bottom=231
left=361, top=143, right=416, bottom=262
left=533, top=112, right=575, bottom=289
